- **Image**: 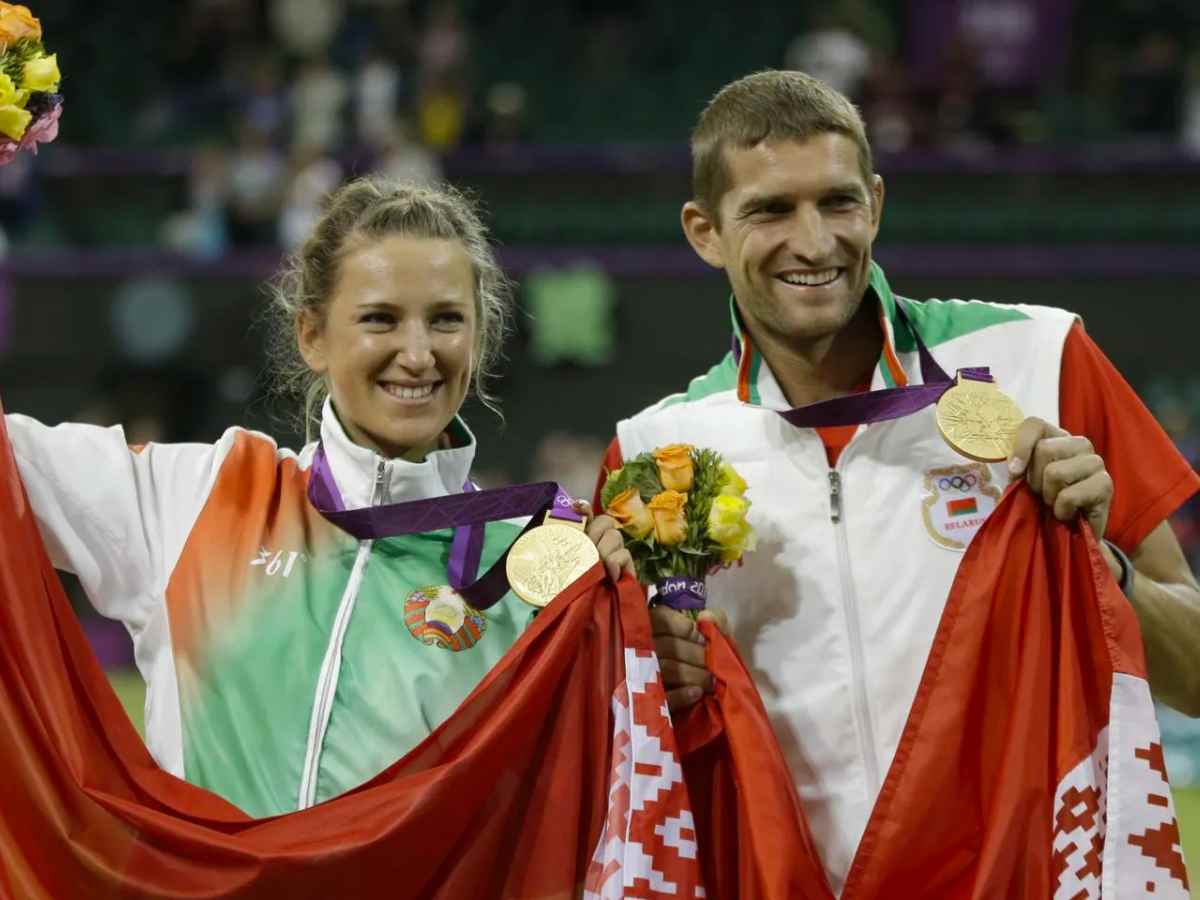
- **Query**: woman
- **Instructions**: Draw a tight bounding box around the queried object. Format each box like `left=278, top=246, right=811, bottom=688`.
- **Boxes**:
left=5, top=176, right=630, bottom=818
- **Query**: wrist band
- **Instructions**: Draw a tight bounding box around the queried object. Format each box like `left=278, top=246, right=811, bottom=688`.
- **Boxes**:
left=1104, top=539, right=1134, bottom=595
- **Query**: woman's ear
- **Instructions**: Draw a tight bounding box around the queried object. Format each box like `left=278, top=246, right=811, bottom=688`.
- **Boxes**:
left=296, top=310, right=327, bottom=375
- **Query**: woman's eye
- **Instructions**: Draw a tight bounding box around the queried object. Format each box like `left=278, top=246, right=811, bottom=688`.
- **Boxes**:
left=362, top=312, right=394, bottom=326
left=433, top=312, right=465, bottom=328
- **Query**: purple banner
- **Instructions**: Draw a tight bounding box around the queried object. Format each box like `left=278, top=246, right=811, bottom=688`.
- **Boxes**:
left=655, top=577, right=707, bottom=612
left=909, top=0, right=1076, bottom=89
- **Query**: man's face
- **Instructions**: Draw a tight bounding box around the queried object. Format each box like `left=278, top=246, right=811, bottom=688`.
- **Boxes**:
left=691, top=134, right=884, bottom=348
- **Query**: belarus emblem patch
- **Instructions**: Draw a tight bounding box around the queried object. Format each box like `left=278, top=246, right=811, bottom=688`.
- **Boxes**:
left=921, top=463, right=1002, bottom=551
left=404, top=585, right=486, bottom=651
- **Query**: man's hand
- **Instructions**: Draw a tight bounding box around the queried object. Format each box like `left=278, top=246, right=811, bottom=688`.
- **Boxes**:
left=575, top=501, right=635, bottom=583
left=651, top=604, right=730, bottom=711
left=1008, top=417, right=1114, bottom=543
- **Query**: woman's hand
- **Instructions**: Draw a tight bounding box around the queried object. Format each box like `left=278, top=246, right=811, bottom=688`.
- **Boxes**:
left=574, top=500, right=635, bottom=582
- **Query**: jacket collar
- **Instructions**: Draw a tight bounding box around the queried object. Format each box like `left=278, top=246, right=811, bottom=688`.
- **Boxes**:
left=730, top=261, right=912, bottom=412
left=316, top=396, right=476, bottom=509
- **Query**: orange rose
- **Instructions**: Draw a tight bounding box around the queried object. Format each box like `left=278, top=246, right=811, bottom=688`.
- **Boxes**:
left=647, top=490, right=688, bottom=546
left=0, top=4, right=41, bottom=46
left=605, top=487, right=654, bottom=540
left=653, top=444, right=694, bottom=493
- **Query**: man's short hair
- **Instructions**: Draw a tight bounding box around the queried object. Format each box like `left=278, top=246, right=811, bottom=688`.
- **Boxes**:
left=691, top=69, right=874, bottom=223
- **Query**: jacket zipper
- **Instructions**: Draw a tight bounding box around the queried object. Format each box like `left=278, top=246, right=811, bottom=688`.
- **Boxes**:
left=829, top=469, right=882, bottom=802
left=296, top=459, right=385, bottom=810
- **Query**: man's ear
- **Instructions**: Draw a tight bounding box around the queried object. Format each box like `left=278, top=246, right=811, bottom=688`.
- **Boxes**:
left=296, top=310, right=327, bottom=375
left=681, top=200, right=726, bottom=269
left=869, top=174, right=885, bottom=238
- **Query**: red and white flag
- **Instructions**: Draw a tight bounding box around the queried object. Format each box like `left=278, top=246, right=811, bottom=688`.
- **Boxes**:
left=677, top=486, right=1191, bottom=899
left=0, top=402, right=704, bottom=899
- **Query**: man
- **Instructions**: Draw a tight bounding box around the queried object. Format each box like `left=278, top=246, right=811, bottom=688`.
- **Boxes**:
left=597, top=70, right=1200, bottom=894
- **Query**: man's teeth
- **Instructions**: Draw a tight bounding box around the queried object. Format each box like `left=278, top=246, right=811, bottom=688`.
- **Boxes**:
left=779, top=269, right=840, bottom=287
left=383, top=383, right=436, bottom=399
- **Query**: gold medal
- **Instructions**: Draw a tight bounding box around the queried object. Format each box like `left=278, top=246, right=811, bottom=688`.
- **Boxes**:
left=935, top=374, right=1025, bottom=463
left=505, top=513, right=600, bottom=608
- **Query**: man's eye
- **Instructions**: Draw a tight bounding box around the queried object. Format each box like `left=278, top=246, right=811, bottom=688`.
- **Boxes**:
left=825, top=194, right=860, bottom=209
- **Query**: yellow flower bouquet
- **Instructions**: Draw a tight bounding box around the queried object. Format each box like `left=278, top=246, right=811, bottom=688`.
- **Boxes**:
left=600, top=444, right=755, bottom=610
left=0, top=3, right=60, bottom=165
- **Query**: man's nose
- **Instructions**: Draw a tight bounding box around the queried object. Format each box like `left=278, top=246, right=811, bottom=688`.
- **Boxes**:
left=784, top=206, right=837, bottom=264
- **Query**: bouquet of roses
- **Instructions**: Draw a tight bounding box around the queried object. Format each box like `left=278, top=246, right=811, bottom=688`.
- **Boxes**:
left=0, top=3, right=59, bottom=166
left=600, top=444, right=755, bottom=611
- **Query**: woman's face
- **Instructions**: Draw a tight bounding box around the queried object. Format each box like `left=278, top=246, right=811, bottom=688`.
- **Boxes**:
left=298, top=234, right=477, bottom=461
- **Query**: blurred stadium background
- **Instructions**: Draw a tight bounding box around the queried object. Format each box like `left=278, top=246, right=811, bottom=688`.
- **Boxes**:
left=4, top=0, right=1200, bottom=876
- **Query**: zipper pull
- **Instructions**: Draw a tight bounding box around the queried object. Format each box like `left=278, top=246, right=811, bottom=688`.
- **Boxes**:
left=374, top=460, right=386, bottom=502
left=828, top=470, right=842, bottom=523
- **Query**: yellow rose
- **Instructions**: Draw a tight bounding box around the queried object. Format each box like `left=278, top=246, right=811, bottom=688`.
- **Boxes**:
left=709, top=493, right=757, bottom=563
left=0, top=3, right=41, bottom=45
left=0, top=72, right=16, bottom=107
left=718, top=461, right=747, bottom=497
left=708, top=494, right=750, bottom=546
left=22, top=53, right=58, bottom=93
left=0, top=102, right=30, bottom=140
left=605, top=487, right=654, bottom=540
left=653, top=444, right=694, bottom=493
left=647, top=490, right=689, bottom=546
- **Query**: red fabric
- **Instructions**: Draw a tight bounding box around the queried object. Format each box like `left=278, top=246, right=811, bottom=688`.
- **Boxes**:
left=0, top=404, right=703, bottom=899
left=674, top=485, right=1188, bottom=898
left=1058, top=321, right=1200, bottom=552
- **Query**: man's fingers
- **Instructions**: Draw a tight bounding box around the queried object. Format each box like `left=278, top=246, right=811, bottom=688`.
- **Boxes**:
left=666, top=685, right=704, bottom=712
left=1039, top=453, right=1104, bottom=507
left=585, top=511, right=614, bottom=542
left=605, top=549, right=633, bottom=582
left=595, top=528, right=623, bottom=560
left=1025, top=434, right=1092, bottom=494
left=650, top=605, right=705, bottom=643
left=658, top=658, right=712, bottom=691
left=654, top=635, right=707, bottom=668
left=1008, top=417, right=1060, bottom=477
left=1052, top=470, right=1114, bottom=529
left=697, top=608, right=731, bottom=637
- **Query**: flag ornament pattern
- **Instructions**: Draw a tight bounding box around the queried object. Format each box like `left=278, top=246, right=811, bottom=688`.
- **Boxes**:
left=585, top=649, right=704, bottom=899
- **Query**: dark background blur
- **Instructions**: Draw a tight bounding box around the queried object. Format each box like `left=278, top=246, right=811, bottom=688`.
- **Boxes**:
left=3, top=0, right=1200, bottom=790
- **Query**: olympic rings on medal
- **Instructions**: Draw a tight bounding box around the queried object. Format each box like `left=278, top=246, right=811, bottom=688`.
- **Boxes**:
left=937, top=474, right=978, bottom=492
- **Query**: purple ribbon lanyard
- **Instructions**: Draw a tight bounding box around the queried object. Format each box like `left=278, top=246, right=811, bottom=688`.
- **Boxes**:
left=307, top=445, right=584, bottom=609
left=776, top=301, right=993, bottom=428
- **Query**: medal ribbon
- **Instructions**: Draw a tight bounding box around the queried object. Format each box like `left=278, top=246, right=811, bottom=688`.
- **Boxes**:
left=735, top=301, right=996, bottom=428
left=307, top=443, right=583, bottom=609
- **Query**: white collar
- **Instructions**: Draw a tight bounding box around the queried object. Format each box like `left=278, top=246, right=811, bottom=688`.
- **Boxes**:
left=315, top=396, right=477, bottom=509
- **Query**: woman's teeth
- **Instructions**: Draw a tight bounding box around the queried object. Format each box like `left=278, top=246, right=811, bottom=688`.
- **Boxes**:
left=382, top=383, right=436, bottom=400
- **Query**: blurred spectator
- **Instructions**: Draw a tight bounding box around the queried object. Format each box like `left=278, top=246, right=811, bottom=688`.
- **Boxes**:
left=226, top=122, right=287, bottom=246
left=290, top=56, right=351, bottom=153
left=416, top=0, right=472, bottom=151
left=785, top=13, right=874, bottom=101
left=371, top=121, right=442, bottom=185
left=480, top=81, right=531, bottom=149
left=355, top=47, right=405, bottom=151
left=270, top=0, right=345, bottom=57
left=419, top=0, right=470, bottom=89
left=161, top=142, right=230, bottom=256
left=279, top=145, right=344, bottom=250
left=241, top=55, right=289, bottom=143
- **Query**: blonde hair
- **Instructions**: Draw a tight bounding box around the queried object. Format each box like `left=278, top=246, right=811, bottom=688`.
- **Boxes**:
left=265, top=176, right=513, bottom=438
left=691, top=69, right=873, bottom=223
